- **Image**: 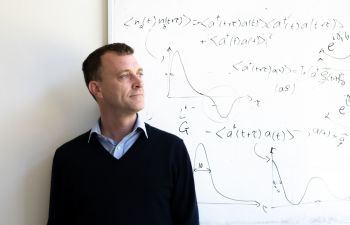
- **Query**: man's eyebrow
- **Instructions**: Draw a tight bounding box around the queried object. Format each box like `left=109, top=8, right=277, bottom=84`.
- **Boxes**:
left=117, top=69, right=130, bottom=74
left=116, top=68, right=143, bottom=75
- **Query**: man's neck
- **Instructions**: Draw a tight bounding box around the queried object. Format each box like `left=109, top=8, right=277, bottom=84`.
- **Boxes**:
left=99, top=113, right=137, bottom=142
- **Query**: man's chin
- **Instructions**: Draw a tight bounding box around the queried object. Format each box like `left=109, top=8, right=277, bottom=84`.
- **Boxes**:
left=134, top=104, right=145, bottom=112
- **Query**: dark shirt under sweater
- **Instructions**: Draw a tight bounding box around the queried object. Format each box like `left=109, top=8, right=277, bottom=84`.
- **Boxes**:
left=47, top=123, right=199, bottom=225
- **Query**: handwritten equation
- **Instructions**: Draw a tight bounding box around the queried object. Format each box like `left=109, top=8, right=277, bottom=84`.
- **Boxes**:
left=124, top=14, right=344, bottom=31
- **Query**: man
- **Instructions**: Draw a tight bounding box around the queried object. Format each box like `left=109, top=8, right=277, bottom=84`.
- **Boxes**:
left=47, top=43, right=199, bottom=225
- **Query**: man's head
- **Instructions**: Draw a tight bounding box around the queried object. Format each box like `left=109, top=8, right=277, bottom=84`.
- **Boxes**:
left=82, top=43, right=144, bottom=116
left=82, top=43, right=134, bottom=90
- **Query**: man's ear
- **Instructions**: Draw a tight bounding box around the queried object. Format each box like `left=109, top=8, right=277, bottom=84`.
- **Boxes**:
left=88, top=81, right=102, bottom=99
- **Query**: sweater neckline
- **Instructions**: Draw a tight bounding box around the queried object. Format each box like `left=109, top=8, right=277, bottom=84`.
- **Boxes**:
left=89, top=130, right=148, bottom=162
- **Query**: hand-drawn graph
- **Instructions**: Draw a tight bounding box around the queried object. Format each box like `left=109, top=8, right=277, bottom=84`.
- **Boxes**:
left=193, top=143, right=261, bottom=207
left=194, top=142, right=350, bottom=208
left=165, top=49, right=256, bottom=122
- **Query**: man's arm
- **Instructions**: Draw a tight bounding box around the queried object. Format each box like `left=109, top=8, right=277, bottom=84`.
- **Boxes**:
left=171, top=141, right=200, bottom=225
left=47, top=149, right=73, bottom=225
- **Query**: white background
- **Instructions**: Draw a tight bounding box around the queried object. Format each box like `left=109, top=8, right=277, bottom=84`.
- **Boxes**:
left=0, top=1, right=106, bottom=224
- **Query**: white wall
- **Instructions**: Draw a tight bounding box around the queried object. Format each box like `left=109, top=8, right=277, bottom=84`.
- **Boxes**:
left=0, top=1, right=106, bottom=224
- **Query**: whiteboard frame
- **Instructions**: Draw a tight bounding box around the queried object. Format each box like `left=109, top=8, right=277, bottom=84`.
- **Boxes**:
left=106, top=1, right=350, bottom=223
left=107, top=0, right=116, bottom=43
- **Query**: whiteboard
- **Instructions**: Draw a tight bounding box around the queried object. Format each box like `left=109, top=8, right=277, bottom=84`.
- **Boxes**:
left=108, top=0, right=350, bottom=224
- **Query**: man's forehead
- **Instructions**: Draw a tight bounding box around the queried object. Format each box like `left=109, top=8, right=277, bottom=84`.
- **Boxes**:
left=101, top=52, right=140, bottom=69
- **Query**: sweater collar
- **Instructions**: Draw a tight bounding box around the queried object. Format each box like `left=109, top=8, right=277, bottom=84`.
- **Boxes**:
left=88, top=113, right=148, bottom=143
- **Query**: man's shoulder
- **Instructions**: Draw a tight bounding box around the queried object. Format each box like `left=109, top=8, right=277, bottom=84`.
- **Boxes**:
left=145, top=123, right=181, bottom=141
left=144, top=123, right=186, bottom=149
left=60, top=130, right=90, bottom=148
left=145, top=123, right=191, bottom=164
left=54, top=131, right=91, bottom=157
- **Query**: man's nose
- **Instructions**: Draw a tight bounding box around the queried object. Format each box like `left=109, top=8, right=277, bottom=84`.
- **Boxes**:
left=132, top=74, right=143, bottom=88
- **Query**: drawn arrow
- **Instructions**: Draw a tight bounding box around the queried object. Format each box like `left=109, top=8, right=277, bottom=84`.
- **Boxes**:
left=319, top=48, right=350, bottom=60
left=253, top=143, right=271, bottom=163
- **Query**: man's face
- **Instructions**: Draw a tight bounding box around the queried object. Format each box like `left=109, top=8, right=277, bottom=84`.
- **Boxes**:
left=93, top=52, right=144, bottom=116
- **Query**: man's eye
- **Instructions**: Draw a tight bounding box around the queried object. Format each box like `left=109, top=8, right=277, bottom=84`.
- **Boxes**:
left=120, top=73, right=130, bottom=78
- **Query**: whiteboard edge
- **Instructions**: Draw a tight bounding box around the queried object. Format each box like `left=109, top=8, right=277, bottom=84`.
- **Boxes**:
left=107, top=0, right=115, bottom=43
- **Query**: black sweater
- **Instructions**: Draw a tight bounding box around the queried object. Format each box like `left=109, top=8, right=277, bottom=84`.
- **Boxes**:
left=47, top=124, right=199, bottom=225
